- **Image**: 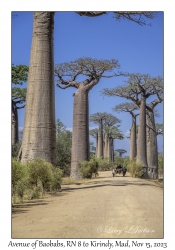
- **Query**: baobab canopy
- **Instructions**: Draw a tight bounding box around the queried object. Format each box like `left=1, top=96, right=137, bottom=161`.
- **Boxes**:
left=54, top=57, right=120, bottom=90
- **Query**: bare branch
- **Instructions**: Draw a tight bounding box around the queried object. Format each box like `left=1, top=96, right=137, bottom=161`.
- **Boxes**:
left=76, top=11, right=157, bottom=26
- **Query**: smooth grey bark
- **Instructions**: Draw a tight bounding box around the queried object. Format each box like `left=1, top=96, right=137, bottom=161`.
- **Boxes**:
left=96, top=135, right=98, bottom=157
left=70, top=88, right=90, bottom=179
left=130, top=115, right=137, bottom=160
left=97, top=119, right=103, bottom=158
left=146, top=105, right=158, bottom=179
left=107, top=135, right=112, bottom=160
left=12, top=100, right=18, bottom=145
left=104, top=132, right=109, bottom=158
left=20, top=12, right=56, bottom=164
left=137, top=95, right=148, bottom=177
left=111, top=138, right=114, bottom=163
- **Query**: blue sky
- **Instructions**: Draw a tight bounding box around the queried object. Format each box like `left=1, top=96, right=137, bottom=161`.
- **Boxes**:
left=12, top=11, right=163, bottom=155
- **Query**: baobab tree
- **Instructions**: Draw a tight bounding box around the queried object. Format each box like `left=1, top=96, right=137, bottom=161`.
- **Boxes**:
left=103, top=115, right=121, bottom=158
left=146, top=88, right=163, bottom=178
left=102, top=73, right=163, bottom=178
left=19, top=12, right=56, bottom=165
left=113, top=102, right=139, bottom=160
left=12, top=64, right=28, bottom=145
left=19, top=11, right=157, bottom=165
left=12, top=88, right=26, bottom=145
left=55, top=58, right=120, bottom=179
left=107, top=126, right=124, bottom=162
left=90, top=112, right=121, bottom=159
left=115, top=149, right=127, bottom=157
left=76, top=12, right=157, bottom=26
left=89, top=128, right=98, bottom=157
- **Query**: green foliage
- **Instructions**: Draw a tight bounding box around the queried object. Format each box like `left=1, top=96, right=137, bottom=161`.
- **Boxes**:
left=96, top=157, right=112, bottom=171
left=12, top=142, right=21, bottom=158
left=158, top=152, right=163, bottom=176
left=56, top=119, right=72, bottom=173
left=78, top=159, right=98, bottom=179
left=123, top=157, right=130, bottom=168
left=12, top=87, right=27, bottom=102
left=12, top=64, right=28, bottom=85
left=12, top=158, right=63, bottom=203
left=12, top=158, right=29, bottom=201
left=114, top=155, right=125, bottom=166
left=90, top=141, right=96, bottom=158
left=27, top=158, right=53, bottom=190
left=50, top=167, right=63, bottom=191
left=115, top=148, right=127, bottom=157
left=126, top=158, right=143, bottom=178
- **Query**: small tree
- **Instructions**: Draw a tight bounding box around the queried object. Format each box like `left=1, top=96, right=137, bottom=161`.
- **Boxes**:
left=115, top=149, right=127, bottom=157
left=55, top=57, right=120, bottom=179
left=89, top=128, right=98, bottom=157
left=12, top=64, right=28, bottom=145
left=56, top=119, right=72, bottom=174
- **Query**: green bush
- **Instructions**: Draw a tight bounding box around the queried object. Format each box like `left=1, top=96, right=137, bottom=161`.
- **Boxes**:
left=12, top=158, right=63, bottom=203
left=123, top=157, right=130, bottom=168
left=114, top=156, right=125, bottom=166
left=27, top=158, right=53, bottom=191
left=127, top=159, right=143, bottom=178
left=158, top=152, right=163, bottom=177
left=12, top=142, right=21, bottom=158
left=78, top=159, right=98, bottom=178
left=12, top=158, right=29, bottom=200
left=50, top=167, right=63, bottom=191
left=96, top=157, right=112, bottom=171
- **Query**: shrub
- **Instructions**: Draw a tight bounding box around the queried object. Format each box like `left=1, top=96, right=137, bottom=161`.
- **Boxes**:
left=27, top=158, right=53, bottom=192
left=12, top=158, right=63, bottom=203
left=78, top=159, right=98, bottom=178
left=96, top=157, right=112, bottom=171
left=114, top=155, right=125, bottom=166
left=50, top=167, right=63, bottom=191
left=123, top=158, right=143, bottom=178
left=12, top=142, right=21, bottom=158
left=123, top=157, right=130, bottom=168
left=158, top=152, right=163, bottom=177
left=12, top=158, right=29, bottom=201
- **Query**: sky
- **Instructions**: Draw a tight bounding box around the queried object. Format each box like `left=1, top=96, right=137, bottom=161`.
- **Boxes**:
left=12, top=11, right=163, bottom=156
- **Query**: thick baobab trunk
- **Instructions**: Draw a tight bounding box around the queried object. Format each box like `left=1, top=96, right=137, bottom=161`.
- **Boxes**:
left=70, top=88, right=89, bottom=179
left=20, top=12, right=56, bottom=165
left=111, top=138, right=114, bottom=163
left=107, top=135, right=112, bottom=160
left=12, top=100, right=18, bottom=145
left=95, top=135, right=98, bottom=157
left=97, top=119, right=103, bottom=158
left=137, top=95, right=148, bottom=178
left=146, top=106, right=158, bottom=179
left=104, top=132, right=109, bottom=158
left=130, top=115, right=137, bottom=160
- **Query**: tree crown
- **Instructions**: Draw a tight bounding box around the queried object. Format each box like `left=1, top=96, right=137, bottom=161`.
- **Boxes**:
left=55, top=57, right=120, bottom=91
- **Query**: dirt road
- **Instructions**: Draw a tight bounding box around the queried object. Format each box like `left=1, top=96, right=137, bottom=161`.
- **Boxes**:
left=12, top=171, right=163, bottom=239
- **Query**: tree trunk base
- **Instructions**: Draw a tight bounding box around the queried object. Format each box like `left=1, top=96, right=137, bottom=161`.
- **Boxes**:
left=142, top=166, right=148, bottom=179
left=70, top=162, right=82, bottom=180
left=148, top=167, right=158, bottom=179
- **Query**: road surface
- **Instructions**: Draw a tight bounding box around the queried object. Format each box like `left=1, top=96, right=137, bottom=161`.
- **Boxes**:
left=12, top=171, right=163, bottom=239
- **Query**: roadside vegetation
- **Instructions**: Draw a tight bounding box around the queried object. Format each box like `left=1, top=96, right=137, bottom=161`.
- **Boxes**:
left=12, top=158, right=63, bottom=204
